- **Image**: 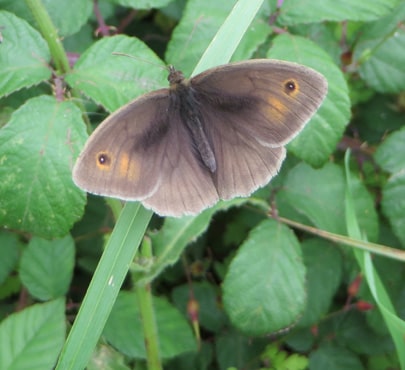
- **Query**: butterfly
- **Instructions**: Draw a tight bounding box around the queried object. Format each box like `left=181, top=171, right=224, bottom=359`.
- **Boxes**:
left=73, top=59, right=328, bottom=216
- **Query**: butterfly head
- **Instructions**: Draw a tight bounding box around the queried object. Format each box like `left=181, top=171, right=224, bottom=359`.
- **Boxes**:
left=168, top=65, right=185, bottom=86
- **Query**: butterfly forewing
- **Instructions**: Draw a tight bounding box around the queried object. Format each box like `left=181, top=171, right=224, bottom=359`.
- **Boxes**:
left=73, top=90, right=171, bottom=200
left=191, top=60, right=328, bottom=147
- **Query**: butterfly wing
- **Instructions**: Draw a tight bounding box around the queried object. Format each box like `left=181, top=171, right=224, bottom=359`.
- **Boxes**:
left=73, top=89, right=219, bottom=216
left=191, top=59, right=327, bottom=145
left=202, top=111, right=286, bottom=199
left=140, top=112, right=220, bottom=216
left=189, top=59, right=327, bottom=198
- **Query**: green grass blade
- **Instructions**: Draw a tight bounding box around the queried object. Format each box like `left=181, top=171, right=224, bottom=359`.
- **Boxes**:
left=344, top=150, right=405, bottom=368
left=193, top=0, right=265, bottom=75
left=56, top=202, right=152, bottom=370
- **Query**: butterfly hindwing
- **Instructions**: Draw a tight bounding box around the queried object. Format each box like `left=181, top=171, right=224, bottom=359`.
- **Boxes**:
left=141, top=105, right=219, bottom=216
left=197, top=104, right=286, bottom=199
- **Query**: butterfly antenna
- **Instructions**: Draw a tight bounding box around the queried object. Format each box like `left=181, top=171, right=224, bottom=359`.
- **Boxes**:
left=112, top=52, right=166, bottom=70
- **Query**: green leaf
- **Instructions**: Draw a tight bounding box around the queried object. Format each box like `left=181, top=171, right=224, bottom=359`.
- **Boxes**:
left=374, top=127, right=405, bottom=246
left=0, top=232, right=20, bottom=285
left=354, top=95, right=404, bottom=144
left=63, top=23, right=94, bottom=54
left=380, top=173, right=405, bottom=247
left=333, top=311, right=394, bottom=355
left=0, top=0, right=92, bottom=37
left=223, top=219, right=306, bottom=335
left=309, top=345, right=365, bottom=370
left=20, top=236, right=75, bottom=300
left=368, top=352, right=401, bottom=370
left=292, top=23, right=343, bottom=65
left=66, top=34, right=167, bottom=112
left=0, top=11, right=51, bottom=97
left=261, top=343, right=309, bottom=370
left=375, top=126, right=405, bottom=174
left=353, top=2, right=405, bottom=93
left=268, top=34, right=350, bottom=167
left=277, top=162, right=379, bottom=242
left=165, top=342, right=214, bottom=370
left=285, top=328, right=315, bottom=353
left=297, top=239, right=342, bottom=327
left=0, top=298, right=66, bottom=370
left=278, top=0, right=401, bottom=24
left=0, top=96, right=87, bottom=238
left=103, top=292, right=196, bottom=359
left=216, top=331, right=265, bottom=370
left=0, top=275, right=21, bottom=301
left=88, top=344, right=130, bottom=370
left=231, top=15, right=272, bottom=62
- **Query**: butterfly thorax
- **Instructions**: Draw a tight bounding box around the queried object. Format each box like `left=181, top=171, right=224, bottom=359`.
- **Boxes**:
left=168, top=67, right=217, bottom=173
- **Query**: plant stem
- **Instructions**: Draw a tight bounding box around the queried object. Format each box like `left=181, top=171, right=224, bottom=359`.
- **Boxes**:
left=276, top=216, right=405, bottom=262
left=136, top=240, right=162, bottom=370
left=25, top=0, right=71, bottom=75
left=25, top=0, right=92, bottom=130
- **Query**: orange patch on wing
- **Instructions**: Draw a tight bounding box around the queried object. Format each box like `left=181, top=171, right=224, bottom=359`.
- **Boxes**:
left=119, top=151, right=140, bottom=181
left=266, top=96, right=287, bottom=122
left=119, top=151, right=130, bottom=176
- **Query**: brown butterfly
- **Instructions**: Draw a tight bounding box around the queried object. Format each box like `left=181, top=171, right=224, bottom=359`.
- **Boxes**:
left=73, top=59, right=328, bottom=216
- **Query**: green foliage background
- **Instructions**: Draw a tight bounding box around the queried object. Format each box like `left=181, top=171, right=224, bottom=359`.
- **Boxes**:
left=0, top=0, right=405, bottom=369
